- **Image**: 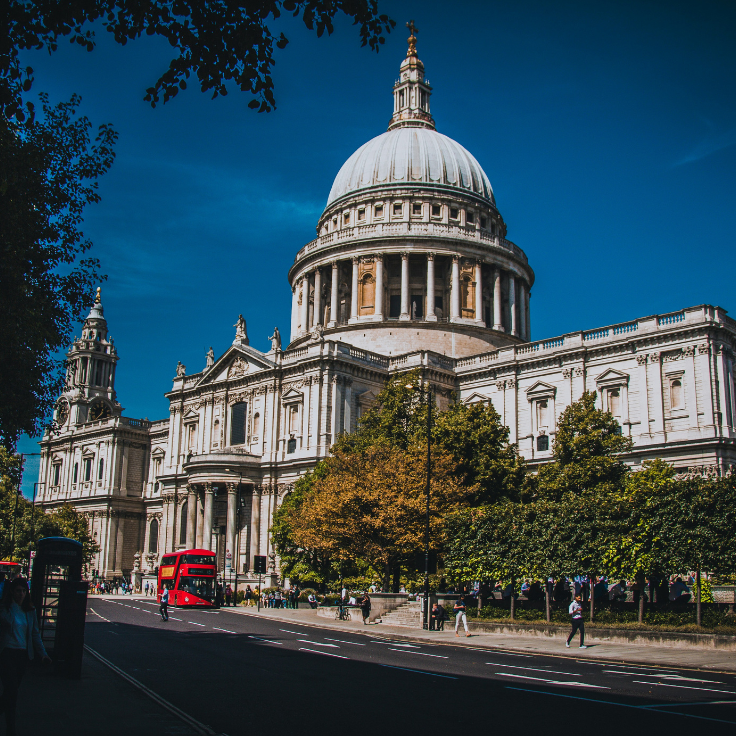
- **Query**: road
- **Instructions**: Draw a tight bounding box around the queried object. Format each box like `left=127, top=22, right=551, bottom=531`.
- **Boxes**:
left=86, top=599, right=736, bottom=733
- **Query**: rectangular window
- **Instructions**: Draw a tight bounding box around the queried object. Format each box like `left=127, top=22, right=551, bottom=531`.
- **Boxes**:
left=287, top=438, right=297, bottom=454
left=481, top=216, right=487, bottom=228
left=357, top=208, right=365, bottom=221
left=84, top=459, right=92, bottom=482
left=537, top=435, right=549, bottom=452
left=389, top=294, right=401, bottom=319
left=98, top=458, right=104, bottom=480
left=466, top=211, right=475, bottom=224
left=537, top=400, right=548, bottom=428
left=412, top=203, right=422, bottom=216
left=450, top=207, right=459, bottom=220
left=230, top=402, right=247, bottom=445
left=393, top=203, right=403, bottom=216
left=73, top=463, right=78, bottom=484
left=53, top=464, right=61, bottom=486
left=410, top=295, right=424, bottom=320
left=343, top=211, right=350, bottom=223
left=375, top=204, right=383, bottom=217
left=431, top=204, right=441, bottom=217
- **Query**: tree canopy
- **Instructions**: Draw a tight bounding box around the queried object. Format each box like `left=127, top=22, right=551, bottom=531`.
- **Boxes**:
left=2, top=1, right=395, bottom=121
left=0, top=94, right=117, bottom=448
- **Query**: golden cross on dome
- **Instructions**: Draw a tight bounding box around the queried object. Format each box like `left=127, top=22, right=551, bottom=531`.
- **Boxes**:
left=406, top=19, right=418, bottom=56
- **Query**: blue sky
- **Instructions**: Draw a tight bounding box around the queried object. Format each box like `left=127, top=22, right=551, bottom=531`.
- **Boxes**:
left=16, top=0, right=736, bottom=490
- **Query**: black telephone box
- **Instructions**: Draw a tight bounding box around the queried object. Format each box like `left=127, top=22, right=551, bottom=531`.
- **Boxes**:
left=30, top=537, right=87, bottom=679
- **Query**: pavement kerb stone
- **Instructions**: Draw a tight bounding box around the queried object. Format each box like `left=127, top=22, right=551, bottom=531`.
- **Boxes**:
left=218, top=605, right=736, bottom=674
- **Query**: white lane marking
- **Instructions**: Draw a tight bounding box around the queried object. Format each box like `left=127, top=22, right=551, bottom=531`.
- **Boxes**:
left=280, top=629, right=308, bottom=635
left=632, top=681, right=735, bottom=695
left=324, top=638, right=366, bottom=646
left=168, top=617, right=182, bottom=621
left=188, top=621, right=206, bottom=627
left=381, top=664, right=458, bottom=679
left=213, top=627, right=236, bottom=634
left=297, top=640, right=339, bottom=648
left=248, top=635, right=283, bottom=645
left=495, top=673, right=609, bottom=689
left=487, top=663, right=583, bottom=677
left=607, top=671, right=722, bottom=683
left=505, top=687, right=736, bottom=725
left=299, top=647, right=348, bottom=659
left=388, top=648, right=448, bottom=659
left=371, top=641, right=420, bottom=648
left=89, top=608, right=111, bottom=622
left=477, top=650, right=531, bottom=657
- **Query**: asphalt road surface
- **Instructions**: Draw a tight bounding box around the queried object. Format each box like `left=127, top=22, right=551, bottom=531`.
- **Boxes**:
left=86, top=599, right=736, bottom=734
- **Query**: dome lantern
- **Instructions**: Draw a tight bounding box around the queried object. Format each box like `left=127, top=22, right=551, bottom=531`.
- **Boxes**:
left=388, top=20, right=435, bottom=131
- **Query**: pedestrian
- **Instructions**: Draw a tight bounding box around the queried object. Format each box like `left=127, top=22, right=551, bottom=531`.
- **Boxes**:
left=160, top=585, right=169, bottom=621
left=0, top=577, right=52, bottom=736
left=430, top=603, right=440, bottom=630
left=436, top=602, right=446, bottom=631
left=225, top=585, right=233, bottom=607
left=144, top=581, right=149, bottom=597
left=454, top=595, right=471, bottom=637
left=308, top=593, right=318, bottom=609
left=293, top=586, right=300, bottom=609
left=245, top=585, right=252, bottom=607
left=566, top=594, right=586, bottom=648
left=360, top=593, right=371, bottom=625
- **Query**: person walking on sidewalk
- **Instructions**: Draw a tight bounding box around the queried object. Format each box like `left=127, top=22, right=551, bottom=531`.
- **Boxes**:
left=454, top=595, right=471, bottom=637
left=0, top=577, right=52, bottom=736
left=360, top=593, right=371, bottom=625
left=160, top=585, right=169, bottom=621
left=566, top=594, right=586, bottom=648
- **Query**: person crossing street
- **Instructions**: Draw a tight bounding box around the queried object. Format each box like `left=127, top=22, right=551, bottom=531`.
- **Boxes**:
left=160, top=585, right=169, bottom=621
left=566, top=594, right=586, bottom=648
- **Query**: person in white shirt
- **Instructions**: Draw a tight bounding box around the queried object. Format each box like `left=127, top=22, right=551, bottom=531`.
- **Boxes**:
left=566, top=595, right=587, bottom=648
left=0, top=577, right=51, bottom=735
left=159, top=585, right=169, bottom=620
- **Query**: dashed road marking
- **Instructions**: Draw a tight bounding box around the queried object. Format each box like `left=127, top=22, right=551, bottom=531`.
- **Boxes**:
left=324, top=638, right=366, bottom=646
left=299, top=648, right=348, bottom=659
left=495, top=672, right=609, bottom=689
left=248, top=635, right=282, bottom=645
left=388, top=648, right=448, bottom=658
left=632, top=681, right=735, bottom=695
left=381, top=664, right=457, bottom=679
left=213, top=627, right=237, bottom=634
left=298, top=640, right=339, bottom=648
left=487, top=663, right=583, bottom=677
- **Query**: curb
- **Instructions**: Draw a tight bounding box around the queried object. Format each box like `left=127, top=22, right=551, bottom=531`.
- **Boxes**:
left=220, top=606, right=736, bottom=675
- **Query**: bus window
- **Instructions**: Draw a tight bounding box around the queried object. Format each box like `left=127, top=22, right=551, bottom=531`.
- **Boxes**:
left=178, top=576, right=214, bottom=600
left=181, top=554, right=215, bottom=565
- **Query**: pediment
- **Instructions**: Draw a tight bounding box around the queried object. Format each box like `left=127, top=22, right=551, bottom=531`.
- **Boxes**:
left=282, top=388, right=303, bottom=403
left=183, top=409, right=199, bottom=421
left=463, top=392, right=490, bottom=405
left=357, top=388, right=379, bottom=407
left=193, top=344, right=276, bottom=387
left=151, top=447, right=166, bottom=458
left=526, top=381, right=557, bottom=398
left=81, top=447, right=95, bottom=457
left=596, top=368, right=629, bottom=386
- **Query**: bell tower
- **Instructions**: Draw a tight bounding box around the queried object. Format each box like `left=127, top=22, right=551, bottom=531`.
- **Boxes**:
left=56, top=287, right=122, bottom=427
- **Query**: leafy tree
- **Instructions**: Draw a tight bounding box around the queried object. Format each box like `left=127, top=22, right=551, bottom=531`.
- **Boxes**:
left=432, top=401, right=528, bottom=505
left=2, top=1, right=395, bottom=121
left=0, top=94, right=117, bottom=448
left=534, top=390, right=633, bottom=501
left=0, top=447, right=99, bottom=564
left=289, top=444, right=472, bottom=591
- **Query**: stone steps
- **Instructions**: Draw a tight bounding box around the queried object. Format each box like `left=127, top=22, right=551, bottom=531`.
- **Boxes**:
left=381, top=601, right=421, bottom=627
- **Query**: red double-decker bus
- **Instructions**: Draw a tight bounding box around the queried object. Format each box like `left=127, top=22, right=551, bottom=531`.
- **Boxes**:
left=157, top=549, right=217, bottom=607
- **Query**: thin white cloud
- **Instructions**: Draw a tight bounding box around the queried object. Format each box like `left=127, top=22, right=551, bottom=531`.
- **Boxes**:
left=673, top=125, right=736, bottom=167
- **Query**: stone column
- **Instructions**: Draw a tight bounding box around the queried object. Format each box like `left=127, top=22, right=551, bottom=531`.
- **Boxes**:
left=474, top=260, right=484, bottom=325
left=426, top=253, right=436, bottom=321
left=312, top=268, right=322, bottom=327
left=185, top=484, right=197, bottom=549
left=343, top=377, right=352, bottom=433
left=519, top=281, right=527, bottom=340
left=374, top=254, right=384, bottom=320
left=300, top=275, right=309, bottom=336
left=450, top=256, right=460, bottom=321
left=525, top=288, right=531, bottom=341
left=328, top=261, right=338, bottom=328
left=509, top=274, right=517, bottom=336
left=400, top=252, right=410, bottom=320
left=195, top=488, right=204, bottom=549
left=226, top=482, right=237, bottom=572
left=290, top=285, right=298, bottom=340
left=493, top=268, right=503, bottom=331
left=202, top=482, right=214, bottom=551
left=349, top=257, right=359, bottom=323
left=250, top=488, right=261, bottom=570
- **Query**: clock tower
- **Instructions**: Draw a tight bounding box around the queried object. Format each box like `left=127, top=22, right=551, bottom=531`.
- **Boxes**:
left=56, top=287, right=122, bottom=427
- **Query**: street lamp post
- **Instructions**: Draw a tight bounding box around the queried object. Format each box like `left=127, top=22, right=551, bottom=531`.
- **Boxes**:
left=408, top=380, right=432, bottom=631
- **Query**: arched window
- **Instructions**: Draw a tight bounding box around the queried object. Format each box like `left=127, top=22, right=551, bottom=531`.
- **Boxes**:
left=253, top=412, right=261, bottom=438
left=179, top=502, right=188, bottom=545
left=149, top=519, right=159, bottom=554
left=671, top=379, right=683, bottom=409
left=460, top=275, right=474, bottom=317
left=98, top=458, right=104, bottom=480
left=359, top=273, right=375, bottom=314
left=212, top=419, right=220, bottom=447
left=187, top=423, right=197, bottom=450
left=73, top=463, right=78, bottom=484
left=53, top=463, right=61, bottom=486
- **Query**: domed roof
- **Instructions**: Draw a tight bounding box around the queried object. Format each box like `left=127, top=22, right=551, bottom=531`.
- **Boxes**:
left=326, top=127, right=495, bottom=209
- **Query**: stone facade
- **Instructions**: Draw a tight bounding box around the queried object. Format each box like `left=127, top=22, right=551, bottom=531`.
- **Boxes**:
left=36, top=38, right=736, bottom=581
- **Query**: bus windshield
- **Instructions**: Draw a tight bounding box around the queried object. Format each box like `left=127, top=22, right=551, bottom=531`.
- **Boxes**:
left=181, top=554, right=215, bottom=565
left=178, top=576, right=214, bottom=600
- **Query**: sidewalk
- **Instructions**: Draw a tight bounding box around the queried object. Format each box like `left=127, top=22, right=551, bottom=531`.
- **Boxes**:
left=224, top=604, right=736, bottom=673
left=21, top=651, right=201, bottom=735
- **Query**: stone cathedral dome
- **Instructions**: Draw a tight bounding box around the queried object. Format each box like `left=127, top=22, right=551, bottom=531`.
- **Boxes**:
left=326, top=128, right=496, bottom=209
left=287, top=23, right=534, bottom=358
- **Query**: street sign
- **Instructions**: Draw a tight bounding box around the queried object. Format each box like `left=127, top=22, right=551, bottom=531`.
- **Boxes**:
left=253, top=555, right=267, bottom=574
